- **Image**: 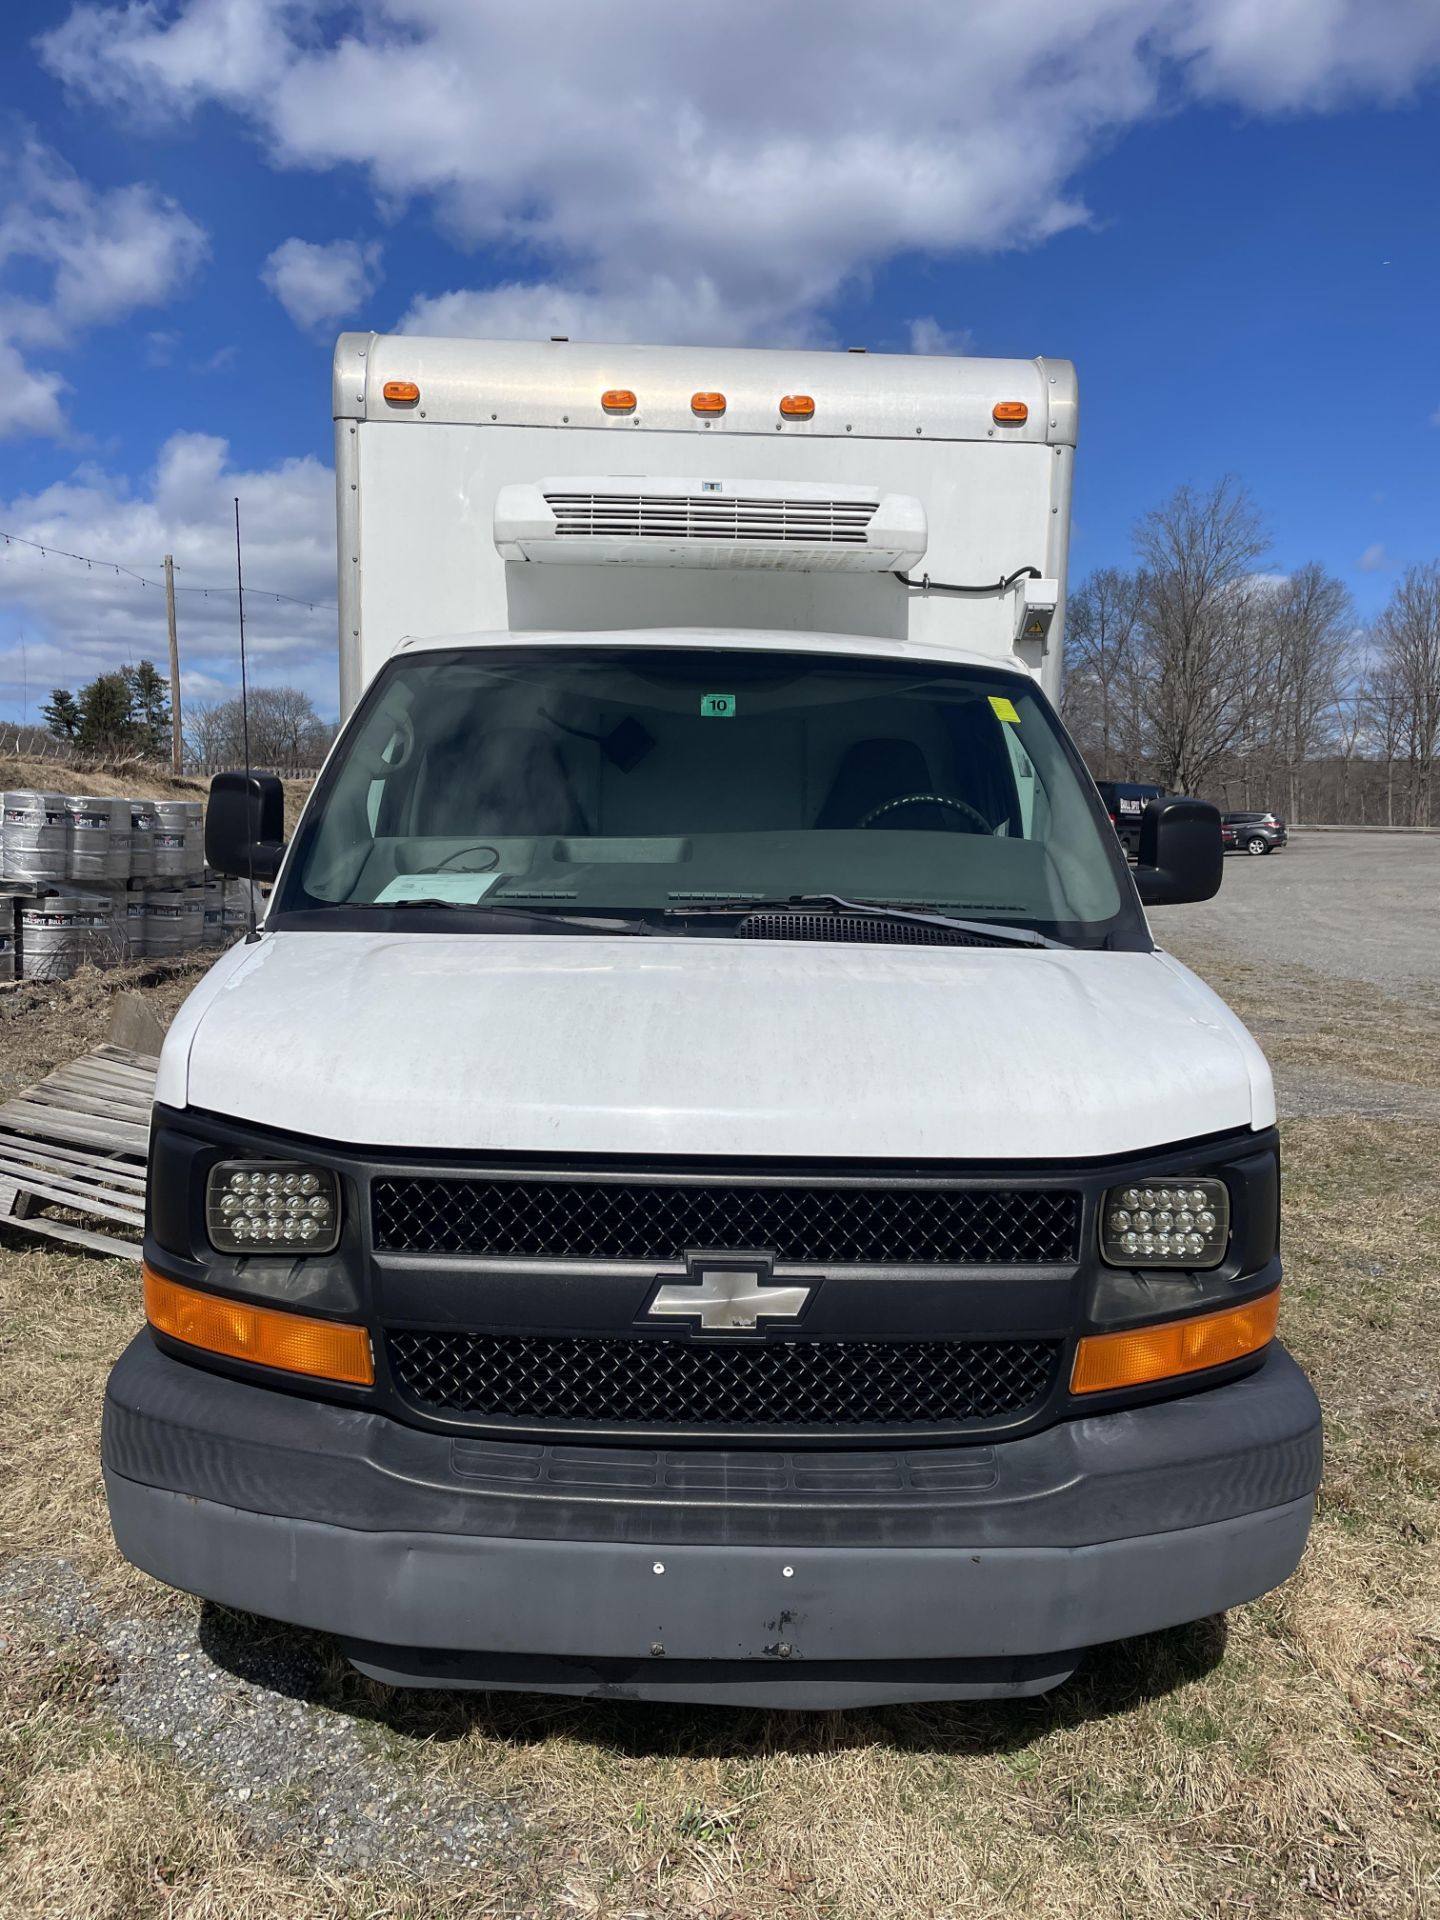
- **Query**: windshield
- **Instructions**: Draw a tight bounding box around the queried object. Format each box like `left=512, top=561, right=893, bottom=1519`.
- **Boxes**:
left=277, top=644, right=1137, bottom=943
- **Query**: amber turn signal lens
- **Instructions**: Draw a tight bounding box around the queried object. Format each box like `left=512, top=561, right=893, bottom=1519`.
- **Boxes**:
left=601, top=388, right=637, bottom=411
left=1071, top=1288, right=1279, bottom=1395
left=382, top=380, right=420, bottom=403
left=691, top=391, right=726, bottom=413
left=144, top=1266, right=374, bottom=1386
left=992, top=400, right=1028, bottom=423
left=779, top=394, right=815, bottom=418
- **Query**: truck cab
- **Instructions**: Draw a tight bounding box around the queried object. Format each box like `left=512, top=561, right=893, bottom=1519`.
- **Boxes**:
left=101, top=336, right=1320, bottom=1708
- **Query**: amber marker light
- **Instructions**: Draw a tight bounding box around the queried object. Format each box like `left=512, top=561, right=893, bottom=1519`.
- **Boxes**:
left=144, top=1266, right=374, bottom=1386
left=383, top=380, right=420, bottom=403
left=691, top=391, right=726, bottom=414
left=1071, top=1288, right=1279, bottom=1395
left=779, top=394, right=815, bottom=418
left=992, top=400, right=1028, bottom=423
left=601, top=388, right=637, bottom=411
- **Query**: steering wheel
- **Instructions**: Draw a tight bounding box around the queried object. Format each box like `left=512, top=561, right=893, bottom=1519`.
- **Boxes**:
left=859, top=792, right=992, bottom=833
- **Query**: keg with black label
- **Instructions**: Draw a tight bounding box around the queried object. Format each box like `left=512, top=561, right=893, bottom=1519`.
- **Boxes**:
left=20, top=891, right=115, bottom=980
left=1, top=790, right=68, bottom=883
left=130, top=800, right=157, bottom=879
left=67, top=795, right=131, bottom=882
left=153, top=799, right=195, bottom=878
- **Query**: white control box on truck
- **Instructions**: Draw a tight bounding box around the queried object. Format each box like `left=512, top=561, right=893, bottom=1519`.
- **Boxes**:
left=103, top=336, right=1320, bottom=1707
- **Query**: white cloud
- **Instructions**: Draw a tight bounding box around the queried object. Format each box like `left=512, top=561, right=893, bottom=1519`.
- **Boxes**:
left=907, top=317, right=973, bottom=357
left=1356, top=543, right=1388, bottom=573
left=38, top=2, right=1440, bottom=347
left=0, top=340, right=67, bottom=441
left=0, top=136, right=207, bottom=439
left=398, top=275, right=815, bottom=349
left=262, top=236, right=383, bottom=335
left=0, top=137, right=207, bottom=344
left=1170, top=0, right=1440, bottom=109
left=0, top=433, right=338, bottom=717
left=1431, top=403, right=1440, bottom=427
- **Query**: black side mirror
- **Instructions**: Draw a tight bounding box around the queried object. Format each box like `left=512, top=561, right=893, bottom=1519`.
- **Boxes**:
left=1134, top=796, right=1223, bottom=906
left=204, top=770, right=286, bottom=881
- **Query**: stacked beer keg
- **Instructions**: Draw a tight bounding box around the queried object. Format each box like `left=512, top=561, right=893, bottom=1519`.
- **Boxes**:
left=1, top=787, right=227, bottom=979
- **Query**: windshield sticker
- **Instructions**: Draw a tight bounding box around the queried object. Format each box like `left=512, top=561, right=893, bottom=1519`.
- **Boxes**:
left=988, top=694, right=1021, bottom=724
left=700, top=692, right=736, bottom=718
left=375, top=873, right=502, bottom=904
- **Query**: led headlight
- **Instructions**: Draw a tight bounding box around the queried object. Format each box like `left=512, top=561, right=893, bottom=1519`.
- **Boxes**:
left=1100, top=1178, right=1229, bottom=1269
left=206, top=1160, right=340, bottom=1255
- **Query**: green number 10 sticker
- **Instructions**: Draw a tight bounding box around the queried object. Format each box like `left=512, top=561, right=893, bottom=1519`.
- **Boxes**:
left=701, top=693, right=736, bottom=718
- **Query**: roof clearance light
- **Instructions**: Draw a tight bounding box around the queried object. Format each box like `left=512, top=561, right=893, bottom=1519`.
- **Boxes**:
left=993, top=400, right=1028, bottom=424
left=691, top=391, right=726, bottom=414
left=779, top=394, right=815, bottom=418
left=383, top=380, right=420, bottom=404
left=601, top=389, right=637, bottom=412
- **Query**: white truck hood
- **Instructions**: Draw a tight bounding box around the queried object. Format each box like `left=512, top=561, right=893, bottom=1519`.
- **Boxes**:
left=160, top=931, right=1273, bottom=1160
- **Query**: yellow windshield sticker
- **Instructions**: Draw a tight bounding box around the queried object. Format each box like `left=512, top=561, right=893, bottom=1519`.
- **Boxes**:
left=988, top=694, right=1021, bottom=724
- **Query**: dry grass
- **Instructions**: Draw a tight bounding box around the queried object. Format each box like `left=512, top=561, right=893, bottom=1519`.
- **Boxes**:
left=0, top=951, right=1437, bottom=1919
left=1164, top=933, right=1440, bottom=1093
left=0, top=754, right=211, bottom=805
left=0, top=955, right=213, bottom=1106
left=0, top=754, right=314, bottom=829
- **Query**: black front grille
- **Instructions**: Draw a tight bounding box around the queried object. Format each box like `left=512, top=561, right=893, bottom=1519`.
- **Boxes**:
left=386, top=1329, right=1059, bottom=1428
left=372, top=1178, right=1080, bottom=1265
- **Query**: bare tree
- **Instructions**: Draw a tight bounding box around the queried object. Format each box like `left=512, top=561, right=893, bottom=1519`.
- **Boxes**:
left=1061, top=568, right=1149, bottom=779
left=183, top=699, right=235, bottom=770
left=1375, top=565, right=1440, bottom=826
left=1361, top=661, right=1409, bottom=827
left=1328, top=662, right=1367, bottom=824
left=1134, top=479, right=1269, bottom=795
left=183, top=688, right=336, bottom=773
left=1267, top=563, right=1351, bottom=823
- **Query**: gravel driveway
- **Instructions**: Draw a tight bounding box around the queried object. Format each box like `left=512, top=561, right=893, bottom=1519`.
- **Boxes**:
left=1151, top=831, right=1440, bottom=996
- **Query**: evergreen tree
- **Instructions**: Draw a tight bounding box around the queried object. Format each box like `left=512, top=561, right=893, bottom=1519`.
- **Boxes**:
left=41, top=687, right=82, bottom=739
left=76, top=672, right=142, bottom=758
left=123, top=660, right=172, bottom=758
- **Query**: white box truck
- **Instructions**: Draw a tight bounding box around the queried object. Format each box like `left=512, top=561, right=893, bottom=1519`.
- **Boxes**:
left=102, top=335, right=1320, bottom=1707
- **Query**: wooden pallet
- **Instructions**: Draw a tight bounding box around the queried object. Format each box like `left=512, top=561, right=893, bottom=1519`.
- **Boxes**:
left=0, top=1044, right=154, bottom=1258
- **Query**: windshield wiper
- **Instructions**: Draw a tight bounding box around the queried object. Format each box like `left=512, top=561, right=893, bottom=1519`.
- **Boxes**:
left=365, top=900, right=652, bottom=934
left=663, top=894, right=1062, bottom=948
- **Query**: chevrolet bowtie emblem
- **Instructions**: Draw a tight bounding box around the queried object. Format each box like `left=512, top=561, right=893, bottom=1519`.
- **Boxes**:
left=643, top=1253, right=813, bottom=1334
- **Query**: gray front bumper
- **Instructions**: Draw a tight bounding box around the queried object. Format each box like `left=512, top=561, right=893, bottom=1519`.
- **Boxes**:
left=104, top=1334, right=1321, bottom=1707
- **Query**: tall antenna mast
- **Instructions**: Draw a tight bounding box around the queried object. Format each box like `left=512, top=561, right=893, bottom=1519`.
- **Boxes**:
left=234, top=497, right=260, bottom=945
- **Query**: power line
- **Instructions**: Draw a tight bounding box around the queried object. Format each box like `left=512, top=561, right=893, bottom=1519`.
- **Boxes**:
left=0, top=526, right=336, bottom=613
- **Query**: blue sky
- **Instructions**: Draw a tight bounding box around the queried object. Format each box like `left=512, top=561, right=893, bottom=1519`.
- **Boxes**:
left=1, top=0, right=1438, bottom=722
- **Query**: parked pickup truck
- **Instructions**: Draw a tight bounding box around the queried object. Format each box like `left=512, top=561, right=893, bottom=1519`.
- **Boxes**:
left=101, top=335, right=1321, bottom=1709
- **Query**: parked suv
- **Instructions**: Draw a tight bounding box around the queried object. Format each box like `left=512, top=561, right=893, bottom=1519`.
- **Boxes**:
left=1223, top=812, right=1288, bottom=855
left=1095, top=781, right=1166, bottom=857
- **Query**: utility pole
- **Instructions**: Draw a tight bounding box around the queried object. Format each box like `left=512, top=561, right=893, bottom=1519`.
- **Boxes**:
left=164, top=553, right=182, bottom=774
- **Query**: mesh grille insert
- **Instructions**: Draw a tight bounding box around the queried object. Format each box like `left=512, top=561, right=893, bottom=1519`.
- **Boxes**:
left=386, top=1330, right=1059, bottom=1427
left=372, top=1179, right=1080, bottom=1264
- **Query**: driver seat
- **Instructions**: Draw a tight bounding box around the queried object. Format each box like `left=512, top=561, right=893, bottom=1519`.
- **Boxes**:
left=816, top=738, right=952, bottom=831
